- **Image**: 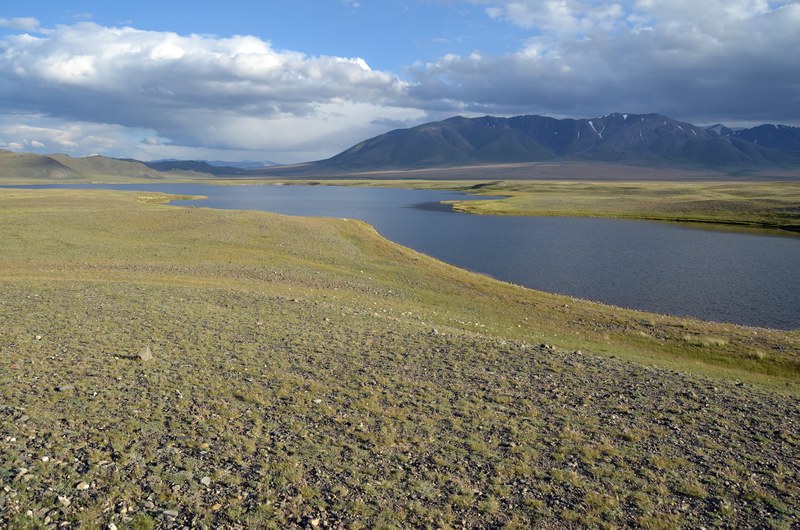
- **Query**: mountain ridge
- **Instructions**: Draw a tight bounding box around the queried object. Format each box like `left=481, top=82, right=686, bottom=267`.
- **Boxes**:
left=316, top=113, right=800, bottom=171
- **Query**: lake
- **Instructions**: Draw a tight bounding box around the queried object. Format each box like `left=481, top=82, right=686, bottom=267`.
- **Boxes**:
left=7, top=183, right=800, bottom=329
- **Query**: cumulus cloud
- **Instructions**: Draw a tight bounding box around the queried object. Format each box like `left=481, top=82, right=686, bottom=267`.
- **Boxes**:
left=0, top=22, right=422, bottom=161
left=413, top=0, right=800, bottom=123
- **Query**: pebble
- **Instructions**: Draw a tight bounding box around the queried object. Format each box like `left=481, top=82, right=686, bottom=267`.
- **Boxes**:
left=76, top=481, right=90, bottom=490
left=56, top=385, right=74, bottom=392
left=58, top=496, right=71, bottom=507
left=313, top=399, right=323, bottom=404
left=200, top=476, right=211, bottom=486
left=108, top=524, right=118, bottom=530
left=163, top=509, right=179, bottom=518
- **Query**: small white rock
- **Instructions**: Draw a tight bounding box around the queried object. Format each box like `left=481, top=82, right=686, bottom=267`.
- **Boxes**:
left=200, top=476, right=211, bottom=486
left=76, top=481, right=90, bottom=490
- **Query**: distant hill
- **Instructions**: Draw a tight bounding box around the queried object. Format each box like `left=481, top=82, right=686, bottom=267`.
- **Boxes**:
left=0, top=150, right=81, bottom=180
left=204, top=160, right=279, bottom=169
left=143, top=159, right=279, bottom=175
left=142, top=159, right=248, bottom=176
left=312, top=113, right=800, bottom=171
left=0, top=151, right=163, bottom=182
left=51, top=155, right=163, bottom=180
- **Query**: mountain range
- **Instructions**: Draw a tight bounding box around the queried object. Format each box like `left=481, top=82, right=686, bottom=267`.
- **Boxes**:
left=312, top=113, right=800, bottom=171
left=2, top=113, right=799, bottom=182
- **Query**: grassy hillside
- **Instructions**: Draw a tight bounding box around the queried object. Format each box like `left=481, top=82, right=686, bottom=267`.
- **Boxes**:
left=0, top=189, right=798, bottom=528
left=49, top=155, right=164, bottom=182
left=0, top=152, right=217, bottom=184
left=0, top=150, right=80, bottom=181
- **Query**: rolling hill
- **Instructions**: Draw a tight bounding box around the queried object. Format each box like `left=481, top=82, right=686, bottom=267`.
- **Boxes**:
left=0, top=151, right=164, bottom=182
left=0, top=150, right=82, bottom=180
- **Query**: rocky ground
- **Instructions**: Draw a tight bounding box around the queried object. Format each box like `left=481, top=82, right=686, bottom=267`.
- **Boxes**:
left=1, top=281, right=798, bottom=529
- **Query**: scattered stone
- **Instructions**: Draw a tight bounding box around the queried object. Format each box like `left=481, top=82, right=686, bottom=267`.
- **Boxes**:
left=211, top=503, right=222, bottom=511
left=143, top=500, right=155, bottom=510
left=41, top=456, right=49, bottom=462
left=313, top=399, right=323, bottom=404
left=311, top=517, right=321, bottom=527
left=35, top=335, right=42, bottom=341
left=163, top=509, right=179, bottom=518
left=76, top=481, right=90, bottom=491
left=200, top=476, right=211, bottom=486
left=138, top=346, right=153, bottom=362
left=56, top=385, right=74, bottom=392
left=108, top=524, right=118, bottom=530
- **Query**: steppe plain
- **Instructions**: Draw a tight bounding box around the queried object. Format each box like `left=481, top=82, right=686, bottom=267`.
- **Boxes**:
left=1, top=170, right=799, bottom=528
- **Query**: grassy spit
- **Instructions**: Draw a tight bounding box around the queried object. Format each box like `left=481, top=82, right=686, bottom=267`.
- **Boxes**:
left=0, top=189, right=798, bottom=529
left=261, top=179, right=800, bottom=234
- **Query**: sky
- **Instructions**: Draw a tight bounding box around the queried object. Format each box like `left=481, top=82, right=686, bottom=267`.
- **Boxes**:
left=1, top=1, right=798, bottom=163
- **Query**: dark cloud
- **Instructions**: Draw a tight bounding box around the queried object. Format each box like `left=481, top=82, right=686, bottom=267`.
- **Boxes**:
left=412, top=1, right=800, bottom=124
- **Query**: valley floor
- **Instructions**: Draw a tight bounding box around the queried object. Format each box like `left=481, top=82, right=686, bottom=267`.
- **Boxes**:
left=0, top=189, right=798, bottom=529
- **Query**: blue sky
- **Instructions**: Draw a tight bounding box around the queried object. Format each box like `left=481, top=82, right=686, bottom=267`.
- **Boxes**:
left=1, top=1, right=799, bottom=162
left=0, top=1, right=530, bottom=71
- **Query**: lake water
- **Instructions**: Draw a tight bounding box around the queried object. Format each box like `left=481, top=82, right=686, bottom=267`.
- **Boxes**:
left=7, top=183, right=800, bottom=329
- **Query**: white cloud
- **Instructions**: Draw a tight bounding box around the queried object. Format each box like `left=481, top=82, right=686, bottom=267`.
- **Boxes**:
left=0, top=17, right=43, bottom=33
left=0, top=22, right=416, bottom=161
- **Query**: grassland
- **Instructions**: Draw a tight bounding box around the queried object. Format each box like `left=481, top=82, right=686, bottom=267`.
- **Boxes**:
left=1, top=189, right=799, bottom=529
left=444, top=180, right=800, bottom=233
